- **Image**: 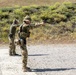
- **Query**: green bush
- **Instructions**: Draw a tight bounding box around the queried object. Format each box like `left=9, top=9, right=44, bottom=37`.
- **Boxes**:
left=0, top=2, right=76, bottom=43
left=0, top=7, right=14, bottom=12
left=14, top=8, right=25, bottom=16
left=49, top=2, right=60, bottom=10
left=51, top=13, right=67, bottom=23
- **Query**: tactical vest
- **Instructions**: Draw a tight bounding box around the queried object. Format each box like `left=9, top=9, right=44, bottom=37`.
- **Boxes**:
left=19, top=24, right=30, bottom=38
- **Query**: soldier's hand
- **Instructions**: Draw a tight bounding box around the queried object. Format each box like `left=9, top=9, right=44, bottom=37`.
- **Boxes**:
left=15, top=39, right=21, bottom=45
left=40, top=21, right=45, bottom=26
left=9, top=34, right=13, bottom=38
left=35, top=21, right=45, bottom=26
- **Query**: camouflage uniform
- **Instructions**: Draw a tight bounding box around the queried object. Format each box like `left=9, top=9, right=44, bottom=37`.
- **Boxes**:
left=18, top=15, right=44, bottom=72
left=9, top=19, right=19, bottom=56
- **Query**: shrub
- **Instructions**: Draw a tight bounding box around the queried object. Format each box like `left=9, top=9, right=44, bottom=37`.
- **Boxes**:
left=0, top=7, right=14, bottom=12
left=49, top=2, right=60, bottom=10
left=51, top=13, right=67, bottom=23
left=0, top=2, right=76, bottom=43
left=14, top=8, right=25, bottom=16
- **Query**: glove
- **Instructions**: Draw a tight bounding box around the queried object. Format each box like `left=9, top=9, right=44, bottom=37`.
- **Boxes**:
left=27, top=32, right=30, bottom=37
left=15, top=39, right=21, bottom=45
left=9, top=34, right=13, bottom=38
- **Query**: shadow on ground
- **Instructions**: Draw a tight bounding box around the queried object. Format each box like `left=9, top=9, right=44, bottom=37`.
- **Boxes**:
left=28, top=54, right=49, bottom=56
left=33, top=68, right=76, bottom=72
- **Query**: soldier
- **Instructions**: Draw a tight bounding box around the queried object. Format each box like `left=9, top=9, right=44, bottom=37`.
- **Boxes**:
left=18, top=15, right=44, bottom=72
left=9, top=19, right=19, bottom=56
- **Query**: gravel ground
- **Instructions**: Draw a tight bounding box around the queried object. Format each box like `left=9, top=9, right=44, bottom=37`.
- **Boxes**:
left=0, top=44, right=76, bottom=75
left=0, top=45, right=36, bottom=75
left=27, top=44, right=76, bottom=75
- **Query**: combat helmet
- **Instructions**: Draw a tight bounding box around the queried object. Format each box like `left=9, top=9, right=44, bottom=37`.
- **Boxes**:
left=23, top=15, right=31, bottom=22
left=13, top=19, right=19, bottom=24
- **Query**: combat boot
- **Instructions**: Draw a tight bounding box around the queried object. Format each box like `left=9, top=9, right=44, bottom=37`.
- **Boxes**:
left=23, top=67, right=31, bottom=72
left=9, top=53, right=13, bottom=56
left=9, top=52, right=13, bottom=56
left=12, top=50, right=18, bottom=56
left=12, top=53, right=20, bottom=56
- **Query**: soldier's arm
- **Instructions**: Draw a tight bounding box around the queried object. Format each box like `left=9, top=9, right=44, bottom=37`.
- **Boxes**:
left=29, top=22, right=45, bottom=29
left=35, top=22, right=45, bottom=27
left=10, top=26, right=13, bottom=34
left=9, top=26, right=14, bottom=38
left=18, top=25, right=22, bottom=38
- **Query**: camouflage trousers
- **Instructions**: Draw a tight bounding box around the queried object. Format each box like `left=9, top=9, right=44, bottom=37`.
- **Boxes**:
left=20, top=44, right=28, bottom=69
left=9, top=36, right=16, bottom=55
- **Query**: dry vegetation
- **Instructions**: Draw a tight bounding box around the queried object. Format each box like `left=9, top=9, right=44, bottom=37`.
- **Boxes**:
left=0, top=0, right=76, bottom=7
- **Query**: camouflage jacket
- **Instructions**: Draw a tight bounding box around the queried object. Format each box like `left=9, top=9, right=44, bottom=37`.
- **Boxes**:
left=19, top=23, right=43, bottom=38
left=9, top=24, right=17, bottom=38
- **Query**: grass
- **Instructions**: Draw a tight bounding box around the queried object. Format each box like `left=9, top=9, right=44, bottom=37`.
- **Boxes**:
left=0, top=0, right=76, bottom=7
